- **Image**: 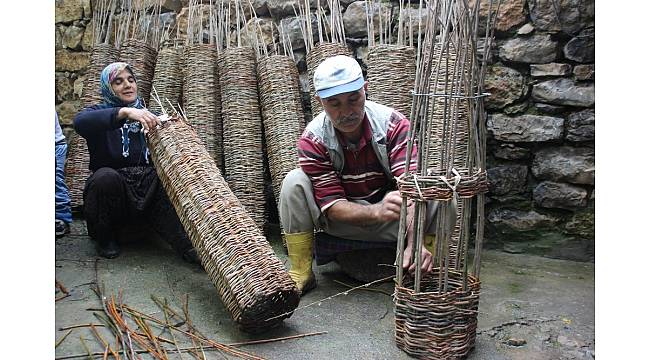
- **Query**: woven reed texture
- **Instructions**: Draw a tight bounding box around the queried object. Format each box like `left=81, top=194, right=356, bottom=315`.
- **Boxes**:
left=149, top=46, right=183, bottom=116
left=395, top=269, right=480, bottom=359
left=306, top=43, right=352, bottom=118
left=181, top=44, right=223, bottom=168
left=81, top=43, right=120, bottom=107
left=66, top=43, right=120, bottom=208
left=119, top=39, right=158, bottom=104
left=396, top=169, right=488, bottom=201
left=147, top=118, right=300, bottom=333
left=219, top=47, right=267, bottom=230
left=256, top=55, right=305, bottom=205
left=64, top=132, right=90, bottom=209
left=366, top=44, right=416, bottom=117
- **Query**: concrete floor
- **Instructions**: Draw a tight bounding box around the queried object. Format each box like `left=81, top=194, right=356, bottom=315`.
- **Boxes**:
left=55, top=219, right=594, bottom=359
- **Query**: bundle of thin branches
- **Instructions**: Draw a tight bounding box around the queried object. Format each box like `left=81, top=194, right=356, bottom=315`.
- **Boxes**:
left=147, top=114, right=300, bottom=333
left=366, top=44, right=416, bottom=117
left=87, top=287, right=264, bottom=359
left=257, top=54, right=305, bottom=219
left=394, top=268, right=480, bottom=359
left=219, top=46, right=267, bottom=230
left=149, top=44, right=183, bottom=116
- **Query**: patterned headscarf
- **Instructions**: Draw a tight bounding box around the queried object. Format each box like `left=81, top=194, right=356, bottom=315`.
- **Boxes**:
left=99, top=62, right=149, bottom=162
left=100, top=62, right=144, bottom=108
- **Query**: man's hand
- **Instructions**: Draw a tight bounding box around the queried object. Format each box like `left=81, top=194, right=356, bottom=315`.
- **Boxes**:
left=402, top=245, right=433, bottom=274
left=119, top=108, right=161, bottom=132
left=372, top=190, right=409, bottom=223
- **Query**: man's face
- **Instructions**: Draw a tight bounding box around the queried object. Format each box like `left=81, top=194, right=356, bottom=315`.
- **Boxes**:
left=318, top=81, right=369, bottom=139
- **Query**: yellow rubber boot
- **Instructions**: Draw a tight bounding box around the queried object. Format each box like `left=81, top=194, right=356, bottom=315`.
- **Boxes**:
left=285, top=231, right=317, bottom=295
left=424, top=234, right=437, bottom=261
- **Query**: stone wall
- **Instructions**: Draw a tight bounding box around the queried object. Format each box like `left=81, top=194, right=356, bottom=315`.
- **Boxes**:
left=55, top=0, right=595, bottom=261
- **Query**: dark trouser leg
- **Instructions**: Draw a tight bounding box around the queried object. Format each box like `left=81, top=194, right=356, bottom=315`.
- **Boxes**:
left=145, top=181, right=196, bottom=262
left=83, top=167, right=125, bottom=258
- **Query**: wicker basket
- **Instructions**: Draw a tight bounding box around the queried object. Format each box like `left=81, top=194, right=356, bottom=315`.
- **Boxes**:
left=147, top=117, right=300, bottom=333
left=149, top=46, right=183, bottom=116
left=181, top=44, right=223, bottom=168
left=395, top=269, right=481, bottom=359
left=366, top=44, right=416, bottom=117
left=306, top=42, right=352, bottom=117
left=119, top=39, right=158, bottom=104
left=219, top=47, right=267, bottom=230
left=81, top=43, right=120, bottom=107
left=256, top=54, right=305, bottom=205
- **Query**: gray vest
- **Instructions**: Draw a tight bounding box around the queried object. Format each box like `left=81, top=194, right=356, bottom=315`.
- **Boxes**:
left=306, top=100, right=396, bottom=179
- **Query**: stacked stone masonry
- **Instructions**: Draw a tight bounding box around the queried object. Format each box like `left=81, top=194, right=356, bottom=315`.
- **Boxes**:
left=56, top=0, right=595, bottom=261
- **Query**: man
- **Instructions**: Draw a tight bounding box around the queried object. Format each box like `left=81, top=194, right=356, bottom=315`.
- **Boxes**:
left=279, top=55, right=437, bottom=294
left=55, top=111, right=72, bottom=237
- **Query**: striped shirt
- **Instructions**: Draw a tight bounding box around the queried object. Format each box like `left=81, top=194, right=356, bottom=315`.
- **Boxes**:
left=298, top=110, right=417, bottom=212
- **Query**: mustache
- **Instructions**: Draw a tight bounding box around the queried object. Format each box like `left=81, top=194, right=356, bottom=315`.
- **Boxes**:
left=337, top=115, right=359, bottom=123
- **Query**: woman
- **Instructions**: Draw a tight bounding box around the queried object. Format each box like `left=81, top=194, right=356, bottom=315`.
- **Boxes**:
left=74, top=62, right=198, bottom=263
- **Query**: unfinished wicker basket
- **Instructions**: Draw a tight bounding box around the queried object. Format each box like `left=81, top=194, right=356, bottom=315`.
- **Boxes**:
left=366, top=44, right=416, bottom=117
left=181, top=43, right=223, bottom=168
left=219, top=47, right=267, bottom=230
left=306, top=42, right=352, bottom=117
left=147, top=117, right=300, bottom=333
left=119, top=39, right=158, bottom=104
left=66, top=43, right=120, bottom=209
left=395, top=269, right=480, bottom=359
left=149, top=46, right=183, bottom=116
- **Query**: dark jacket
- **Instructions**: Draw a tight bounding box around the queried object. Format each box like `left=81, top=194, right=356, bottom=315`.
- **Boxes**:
left=74, top=105, right=151, bottom=171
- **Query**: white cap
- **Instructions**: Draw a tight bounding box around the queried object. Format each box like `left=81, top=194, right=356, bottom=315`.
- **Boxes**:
left=313, top=55, right=364, bottom=99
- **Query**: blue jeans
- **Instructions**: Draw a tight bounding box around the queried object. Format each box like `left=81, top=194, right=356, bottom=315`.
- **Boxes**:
left=55, top=141, right=72, bottom=223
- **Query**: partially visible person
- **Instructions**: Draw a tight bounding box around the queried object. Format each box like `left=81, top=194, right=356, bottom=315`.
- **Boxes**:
left=55, top=111, right=72, bottom=237
left=73, top=62, right=198, bottom=263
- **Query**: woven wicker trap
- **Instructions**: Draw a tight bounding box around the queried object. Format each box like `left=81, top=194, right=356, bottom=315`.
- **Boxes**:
left=219, top=47, right=267, bottom=230
left=395, top=269, right=480, bottom=359
left=256, top=54, right=305, bottom=205
left=306, top=42, right=352, bottom=117
left=147, top=117, right=300, bottom=333
left=366, top=44, right=416, bottom=117
left=181, top=44, right=223, bottom=168
left=149, top=46, right=183, bottom=116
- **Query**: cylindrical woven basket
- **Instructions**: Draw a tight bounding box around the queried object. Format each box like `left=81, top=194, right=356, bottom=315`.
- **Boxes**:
left=395, top=269, right=481, bottom=359
left=149, top=46, right=183, bottom=116
left=366, top=44, right=416, bottom=117
left=181, top=44, right=223, bottom=168
left=119, top=39, right=158, bottom=104
left=306, top=42, right=352, bottom=117
left=219, top=47, right=267, bottom=230
left=147, top=118, right=300, bottom=333
left=66, top=43, right=120, bottom=209
left=256, top=54, right=305, bottom=205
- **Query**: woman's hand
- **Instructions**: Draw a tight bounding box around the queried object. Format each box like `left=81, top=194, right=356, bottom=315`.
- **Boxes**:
left=118, top=107, right=161, bottom=132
